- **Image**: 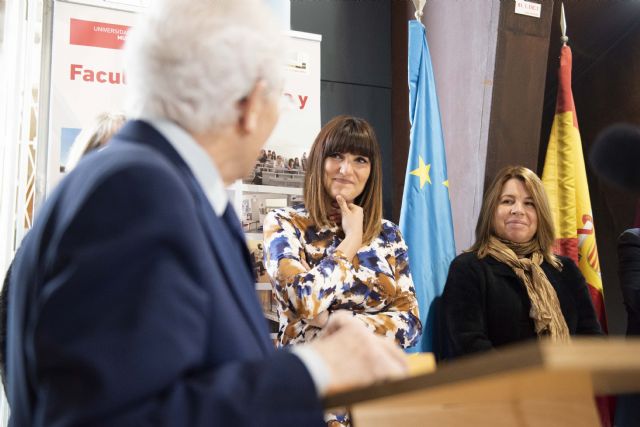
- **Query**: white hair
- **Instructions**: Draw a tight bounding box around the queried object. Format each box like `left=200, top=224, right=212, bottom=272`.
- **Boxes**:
left=124, top=0, right=285, bottom=134
left=66, top=112, right=126, bottom=171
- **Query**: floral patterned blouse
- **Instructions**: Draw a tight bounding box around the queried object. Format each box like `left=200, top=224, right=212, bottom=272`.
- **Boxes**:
left=263, top=205, right=422, bottom=348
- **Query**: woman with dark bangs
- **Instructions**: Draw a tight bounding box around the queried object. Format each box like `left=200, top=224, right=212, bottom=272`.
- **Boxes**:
left=263, top=115, right=422, bottom=427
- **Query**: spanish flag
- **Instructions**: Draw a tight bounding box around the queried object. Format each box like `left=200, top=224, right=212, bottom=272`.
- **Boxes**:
left=542, top=44, right=606, bottom=330
left=541, top=44, right=612, bottom=426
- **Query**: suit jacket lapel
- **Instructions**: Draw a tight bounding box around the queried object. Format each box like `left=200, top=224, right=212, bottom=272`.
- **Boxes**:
left=189, top=177, right=272, bottom=353
left=114, top=120, right=272, bottom=353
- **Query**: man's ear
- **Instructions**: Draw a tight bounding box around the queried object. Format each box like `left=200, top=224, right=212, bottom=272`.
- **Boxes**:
left=238, top=80, right=268, bottom=134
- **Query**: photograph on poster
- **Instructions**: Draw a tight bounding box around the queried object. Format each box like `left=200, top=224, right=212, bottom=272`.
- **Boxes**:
left=248, top=237, right=271, bottom=288
left=239, top=36, right=319, bottom=193
left=59, top=127, right=82, bottom=172
left=241, top=191, right=303, bottom=233
left=243, top=149, right=308, bottom=188
left=287, top=50, right=309, bottom=74
left=247, top=237, right=279, bottom=331
left=48, top=2, right=135, bottom=190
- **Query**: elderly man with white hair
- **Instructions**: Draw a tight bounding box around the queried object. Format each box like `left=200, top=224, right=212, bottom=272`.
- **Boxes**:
left=5, top=1, right=408, bottom=426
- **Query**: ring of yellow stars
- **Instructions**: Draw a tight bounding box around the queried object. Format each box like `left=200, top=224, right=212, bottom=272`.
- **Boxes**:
left=410, top=155, right=431, bottom=189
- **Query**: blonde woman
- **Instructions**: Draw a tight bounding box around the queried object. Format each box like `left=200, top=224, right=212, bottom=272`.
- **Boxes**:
left=65, top=112, right=126, bottom=171
left=442, top=165, right=602, bottom=357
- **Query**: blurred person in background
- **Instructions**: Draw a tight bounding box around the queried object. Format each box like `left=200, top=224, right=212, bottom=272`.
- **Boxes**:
left=64, top=112, right=126, bottom=171
left=590, top=124, right=640, bottom=427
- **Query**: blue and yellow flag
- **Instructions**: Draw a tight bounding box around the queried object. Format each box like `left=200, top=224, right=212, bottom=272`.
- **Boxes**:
left=400, top=20, right=455, bottom=355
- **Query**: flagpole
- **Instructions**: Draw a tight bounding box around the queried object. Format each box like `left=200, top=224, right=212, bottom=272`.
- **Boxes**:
left=411, top=0, right=426, bottom=21
left=401, top=5, right=456, bottom=356
left=544, top=5, right=614, bottom=424
left=560, top=3, right=568, bottom=46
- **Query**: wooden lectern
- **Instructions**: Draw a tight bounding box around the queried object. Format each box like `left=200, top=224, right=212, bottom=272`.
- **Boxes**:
left=324, top=338, right=640, bottom=426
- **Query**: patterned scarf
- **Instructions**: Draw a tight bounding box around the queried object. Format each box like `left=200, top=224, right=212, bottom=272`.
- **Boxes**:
left=485, top=236, right=570, bottom=342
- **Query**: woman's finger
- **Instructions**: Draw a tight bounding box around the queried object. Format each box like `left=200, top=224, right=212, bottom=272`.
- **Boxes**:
left=336, top=195, right=349, bottom=213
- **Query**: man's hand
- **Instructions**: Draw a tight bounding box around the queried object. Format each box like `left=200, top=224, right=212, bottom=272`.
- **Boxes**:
left=307, top=311, right=408, bottom=395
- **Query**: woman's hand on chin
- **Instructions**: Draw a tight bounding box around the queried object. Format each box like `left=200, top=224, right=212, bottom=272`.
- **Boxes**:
left=334, top=195, right=363, bottom=259
left=336, top=194, right=364, bottom=255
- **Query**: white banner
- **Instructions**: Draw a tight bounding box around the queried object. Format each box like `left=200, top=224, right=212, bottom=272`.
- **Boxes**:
left=48, top=2, right=321, bottom=196
left=267, top=31, right=321, bottom=159
left=49, top=1, right=135, bottom=189
left=44, top=0, right=321, bottom=342
left=243, top=31, right=321, bottom=190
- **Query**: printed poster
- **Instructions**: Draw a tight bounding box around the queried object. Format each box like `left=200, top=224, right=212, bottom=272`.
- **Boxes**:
left=48, top=1, right=135, bottom=189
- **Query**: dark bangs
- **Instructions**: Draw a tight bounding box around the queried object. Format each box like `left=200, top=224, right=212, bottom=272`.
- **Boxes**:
left=320, top=117, right=377, bottom=161
left=304, top=115, right=383, bottom=243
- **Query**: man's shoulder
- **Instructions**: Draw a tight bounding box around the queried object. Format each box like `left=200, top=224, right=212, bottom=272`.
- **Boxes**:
left=619, top=228, right=640, bottom=245
left=47, top=141, right=193, bottom=233
left=87, top=139, right=170, bottom=170
left=70, top=141, right=182, bottom=193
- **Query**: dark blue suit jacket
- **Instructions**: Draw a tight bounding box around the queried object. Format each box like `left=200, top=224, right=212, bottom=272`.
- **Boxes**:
left=615, top=228, right=640, bottom=427
left=618, top=228, right=640, bottom=336
left=6, top=121, right=324, bottom=426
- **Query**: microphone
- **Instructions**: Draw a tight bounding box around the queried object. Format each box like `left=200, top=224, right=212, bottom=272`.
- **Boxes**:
left=589, top=123, right=640, bottom=192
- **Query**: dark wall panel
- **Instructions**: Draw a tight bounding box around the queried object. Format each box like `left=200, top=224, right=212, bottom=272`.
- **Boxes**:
left=291, top=0, right=394, bottom=218
left=291, top=0, right=391, bottom=87
left=321, top=82, right=393, bottom=217
left=390, top=0, right=411, bottom=223
left=485, top=0, right=554, bottom=187
left=566, top=26, right=640, bottom=335
left=421, top=1, right=500, bottom=251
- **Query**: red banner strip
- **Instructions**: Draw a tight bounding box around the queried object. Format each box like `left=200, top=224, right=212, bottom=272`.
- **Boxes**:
left=69, top=18, right=129, bottom=50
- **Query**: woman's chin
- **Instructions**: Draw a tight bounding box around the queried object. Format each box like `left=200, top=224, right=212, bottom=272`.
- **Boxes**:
left=506, top=235, right=533, bottom=244
left=334, top=194, right=354, bottom=203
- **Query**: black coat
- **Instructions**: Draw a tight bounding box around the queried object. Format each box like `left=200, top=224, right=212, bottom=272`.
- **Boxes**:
left=442, top=252, right=603, bottom=358
left=617, top=228, right=640, bottom=336
left=615, top=229, right=640, bottom=427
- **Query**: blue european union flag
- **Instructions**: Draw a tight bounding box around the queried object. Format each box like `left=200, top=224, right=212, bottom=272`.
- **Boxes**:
left=400, top=20, right=456, bottom=355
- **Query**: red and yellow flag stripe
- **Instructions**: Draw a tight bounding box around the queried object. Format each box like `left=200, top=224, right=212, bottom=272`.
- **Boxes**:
left=541, top=45, right=607, bottom=332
